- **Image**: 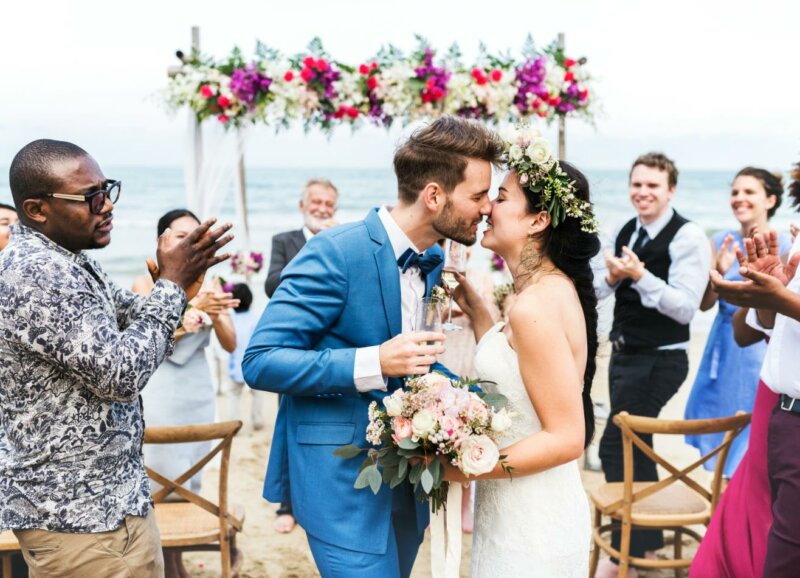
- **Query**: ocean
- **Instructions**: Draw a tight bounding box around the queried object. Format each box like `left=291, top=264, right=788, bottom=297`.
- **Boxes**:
left=1, top=166, right=796, bottom=333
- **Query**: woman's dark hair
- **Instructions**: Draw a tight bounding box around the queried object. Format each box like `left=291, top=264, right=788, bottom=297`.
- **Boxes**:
left=787, top=162, right=800, bottom=211
left=156, top=209, right=200, bottom=237
left=734, top=167, right=784, bottom=219
left=522, top=161, right=600, bottom=448
left=231, top=283, right=253, bottom=312
left=0, top=202, right=16, bottom=213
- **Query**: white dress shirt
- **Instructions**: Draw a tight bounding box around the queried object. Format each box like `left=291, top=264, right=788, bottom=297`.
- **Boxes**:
left=302, top=226, right=314, bottom=242
left=593, top=208, right=711, bottom=349
left=352, top=207, right=426, bottom=392
left=747, top=236, right=800, bottom=398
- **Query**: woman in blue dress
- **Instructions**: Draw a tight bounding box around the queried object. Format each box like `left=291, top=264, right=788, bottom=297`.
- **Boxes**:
left=685, top=167, right=789, bottom=478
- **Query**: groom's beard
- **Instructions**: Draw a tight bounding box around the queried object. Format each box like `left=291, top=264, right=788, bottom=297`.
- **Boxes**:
left=432, top=199, right=478, bottom=246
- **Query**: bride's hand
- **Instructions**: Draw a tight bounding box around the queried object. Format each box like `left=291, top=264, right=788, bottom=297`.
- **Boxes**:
left=442, top=459, right=470, bottom=484
left=447, top=272, right=484, bottom=319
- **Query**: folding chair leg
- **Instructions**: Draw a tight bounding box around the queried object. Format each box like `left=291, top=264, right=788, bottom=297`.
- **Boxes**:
left=221, top=533, right=232, bottom=578
left=674, top=529, right=683, bottom=578
left=618, top=520, right=632, bottom=578
left=589, top=508, right=601, bottom=577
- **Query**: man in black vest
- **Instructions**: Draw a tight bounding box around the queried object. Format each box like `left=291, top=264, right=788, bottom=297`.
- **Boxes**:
left=264, top=178, right=339, bottom=298
left=264, top=178, right=338, bottom=534
left=593, top=153, right=711, bottom=578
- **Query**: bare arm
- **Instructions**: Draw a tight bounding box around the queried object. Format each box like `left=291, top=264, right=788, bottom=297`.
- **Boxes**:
left=211, top=311, right=236, bottom=353
left=732, top=307, right=766, bottom=347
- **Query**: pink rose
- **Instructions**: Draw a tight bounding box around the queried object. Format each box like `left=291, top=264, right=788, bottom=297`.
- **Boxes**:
left=182, top=307, right=211, bottom=333
left=459, top=434, right=500, bottom=475
left=438, top=415, right=461, bottom=438
left=392, top=417, right=413, bottom=444
left=466, top=394, right=489, bottom=422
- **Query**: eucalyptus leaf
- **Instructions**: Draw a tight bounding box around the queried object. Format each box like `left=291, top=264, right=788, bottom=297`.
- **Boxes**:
left=409, top=461, right=425, bottom=485
left=398, top=438, right=419, bottom=450
left=398, top=457, right=408, bottom=479
left=382, top=466, right=398, bottom=484
left=421, top=469, right=434, bottom=494
left=368, top=466, right=383, bottom=494
left=481, top=393, right=508, bottom=409
left=354, top=465, right=379, bottom=490
left=333, top=444, right=363, bottom=459
left=390, top=472, right=406, bottom=489
left=428, top=458, right=442, bottom=487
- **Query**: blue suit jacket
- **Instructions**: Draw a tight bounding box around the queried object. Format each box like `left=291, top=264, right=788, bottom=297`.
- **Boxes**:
left=242, top=208, right=444, bottom=555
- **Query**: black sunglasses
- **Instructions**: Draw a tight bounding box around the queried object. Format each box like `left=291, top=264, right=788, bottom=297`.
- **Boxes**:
left=44, top=180, right=122, bottom=215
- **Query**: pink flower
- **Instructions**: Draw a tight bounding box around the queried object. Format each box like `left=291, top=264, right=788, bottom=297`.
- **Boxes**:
left=217, top=95, right=230, bottom=108
left=217, top=114, right=229, bottom=124
left=490, top=69, right=503, bottom=82
left=458, top=435, right=500, bottom=475
left=438, top=415, right=461, bottom=438
left=200, top=85, right=214, bottom=98
left=182, top=307, right=211, bottom=333
left=466, top=394, right=489, bottom=422
left=359, top=64, right=370, bottom=75
left=284, top=71, right=295, bottom=82
left=392, top=417, right=413, bottom=444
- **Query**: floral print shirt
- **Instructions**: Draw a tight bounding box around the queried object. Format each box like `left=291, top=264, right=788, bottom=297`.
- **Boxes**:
left=0, top=223, right=186, bottom=532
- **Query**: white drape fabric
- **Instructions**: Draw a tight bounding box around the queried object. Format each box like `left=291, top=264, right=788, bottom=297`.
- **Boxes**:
left=430, top=483, right=463, bottom=578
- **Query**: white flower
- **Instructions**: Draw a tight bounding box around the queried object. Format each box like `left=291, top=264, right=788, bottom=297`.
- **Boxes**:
left=459, top=434, right=500, bottom=476
left=383, top=392, right=404, bottom=417
left=508, top=144, right=524, bottom=162
left=490, top=410, right=512, bottom=433
left=419, top=372, right=451, bottom=389
left=526, top=138, right=552, bottom=165
left=411, top=410, right=438, bottom=439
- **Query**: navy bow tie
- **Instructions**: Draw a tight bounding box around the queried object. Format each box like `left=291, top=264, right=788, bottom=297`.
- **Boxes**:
left=397, top=248, right=443, bottom=275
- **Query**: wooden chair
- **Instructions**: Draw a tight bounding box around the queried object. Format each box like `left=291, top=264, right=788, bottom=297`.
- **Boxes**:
left=145, top=420, right=245, bottom=578
left=589, top=411, right=751, bottom=578
left=0, top=531, right=20, bottom=578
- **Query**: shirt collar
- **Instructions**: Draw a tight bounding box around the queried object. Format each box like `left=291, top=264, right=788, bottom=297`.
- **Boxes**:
left=11, top=221, right=89, bottom=265
left=636, top=207, right=674, bottom=240
left=302, top=226, right=314, bottom=241
left=377, top=206, right=421, bottom=261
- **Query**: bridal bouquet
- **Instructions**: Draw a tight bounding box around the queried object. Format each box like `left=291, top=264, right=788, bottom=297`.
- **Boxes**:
left=230, top=250, right=264, bottom=275
left=335, top=372, right=512, bottom=513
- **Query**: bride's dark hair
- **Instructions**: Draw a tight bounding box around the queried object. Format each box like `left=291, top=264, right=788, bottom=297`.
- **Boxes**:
left=520, top=161, right=600, bottom=448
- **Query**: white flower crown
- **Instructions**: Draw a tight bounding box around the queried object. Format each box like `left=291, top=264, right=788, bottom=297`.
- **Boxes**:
left=500, top=125, right=598, bottom=234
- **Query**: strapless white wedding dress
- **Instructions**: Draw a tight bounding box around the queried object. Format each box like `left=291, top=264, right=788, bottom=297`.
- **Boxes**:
left=471, top=323, right=591, bottom=578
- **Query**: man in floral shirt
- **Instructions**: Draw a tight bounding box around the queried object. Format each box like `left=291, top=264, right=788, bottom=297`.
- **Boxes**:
left=0, top=139, right=232, bottom=577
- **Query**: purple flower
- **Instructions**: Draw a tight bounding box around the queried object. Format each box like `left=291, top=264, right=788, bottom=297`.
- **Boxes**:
left=230, top=64, right=272, bottom=105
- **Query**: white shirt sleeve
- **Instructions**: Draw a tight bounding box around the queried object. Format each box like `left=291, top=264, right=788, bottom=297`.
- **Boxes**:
left=745, top=308, right=774, bottom=337
left=353, top=345, right=388, bottom=392
left=593, top=226, right=621, bottom=300
left=631, top=222, right=711, bottom=325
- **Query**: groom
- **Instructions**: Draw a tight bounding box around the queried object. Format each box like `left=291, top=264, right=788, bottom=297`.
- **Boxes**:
left=243, top=116, right=503, bottom=577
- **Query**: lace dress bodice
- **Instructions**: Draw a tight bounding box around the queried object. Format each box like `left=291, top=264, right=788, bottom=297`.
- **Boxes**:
left=470, top=323, right=591, bottom=577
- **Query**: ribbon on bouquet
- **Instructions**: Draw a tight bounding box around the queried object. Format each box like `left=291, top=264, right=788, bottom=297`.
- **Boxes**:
left=430, top=482, right=463, bottom=578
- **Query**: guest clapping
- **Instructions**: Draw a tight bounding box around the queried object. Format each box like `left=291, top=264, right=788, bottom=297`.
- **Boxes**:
left=0, top=140, right=232, bottom=578
left=685, top=168, right=790, bottom=477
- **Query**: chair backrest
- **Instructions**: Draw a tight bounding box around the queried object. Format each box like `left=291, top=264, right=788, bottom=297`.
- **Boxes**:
left=143, top=420, right=244, bottom=533
left=612, top=411, right=751, bottom=515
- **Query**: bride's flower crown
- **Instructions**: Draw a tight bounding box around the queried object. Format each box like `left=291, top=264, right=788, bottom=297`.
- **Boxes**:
left=500, top=125, right=598, bottom=234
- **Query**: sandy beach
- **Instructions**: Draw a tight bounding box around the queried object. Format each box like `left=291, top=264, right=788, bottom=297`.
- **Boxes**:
left=185, top=316, right=715, bottom=578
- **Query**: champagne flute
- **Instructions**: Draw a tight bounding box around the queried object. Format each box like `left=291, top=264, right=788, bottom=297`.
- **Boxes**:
left=416, top=296, right=444, bottom=345
left=442, top=240, right=467, bottom=331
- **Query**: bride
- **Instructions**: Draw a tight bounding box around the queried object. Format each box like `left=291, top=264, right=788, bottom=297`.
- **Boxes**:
left=447, top=128, right=600, bottom=577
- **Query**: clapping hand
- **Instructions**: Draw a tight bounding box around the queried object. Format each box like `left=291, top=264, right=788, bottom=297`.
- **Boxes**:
left=710, top=230, right=800, bottom=309
left=604, top=247, right=646, bottom=284
left=714, top=234, right=739, bottom=275
left=191, top=290, right=240, bottom=320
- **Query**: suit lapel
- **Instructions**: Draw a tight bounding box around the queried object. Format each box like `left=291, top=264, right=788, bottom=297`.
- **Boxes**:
left=365, top=210, right=402, bottom=337
left=291, top=230, right=307, bottom=256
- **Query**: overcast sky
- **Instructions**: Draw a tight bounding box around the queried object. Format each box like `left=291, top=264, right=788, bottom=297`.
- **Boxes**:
left=1, top=0, right=798, bottom=170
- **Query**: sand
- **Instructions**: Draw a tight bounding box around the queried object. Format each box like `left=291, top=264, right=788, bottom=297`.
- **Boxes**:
left=185, top=317, right=715, bottom=578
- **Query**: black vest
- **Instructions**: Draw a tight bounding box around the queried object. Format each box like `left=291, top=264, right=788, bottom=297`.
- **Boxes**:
left=610, top=211, right=690, bottom=349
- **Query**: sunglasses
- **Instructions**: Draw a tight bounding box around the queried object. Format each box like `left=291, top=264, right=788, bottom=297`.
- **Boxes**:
left=44, top=180, right=122, bottom=215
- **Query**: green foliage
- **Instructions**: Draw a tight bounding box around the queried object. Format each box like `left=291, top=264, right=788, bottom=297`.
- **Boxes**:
left=333, top=444, right=363, bottom=459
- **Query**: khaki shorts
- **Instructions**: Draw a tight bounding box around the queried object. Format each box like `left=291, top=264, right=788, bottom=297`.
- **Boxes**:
left=14, top=507, right=164, bottom=578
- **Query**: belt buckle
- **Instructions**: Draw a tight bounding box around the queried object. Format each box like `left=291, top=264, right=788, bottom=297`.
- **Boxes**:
left=781, top=395, right=797, bottom=412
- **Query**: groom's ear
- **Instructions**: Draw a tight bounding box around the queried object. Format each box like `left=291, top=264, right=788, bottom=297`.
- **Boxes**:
left=420, top=182, right=443, bottom=212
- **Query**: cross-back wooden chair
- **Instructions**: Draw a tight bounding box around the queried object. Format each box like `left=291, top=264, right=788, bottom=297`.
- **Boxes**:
left=145, top=420, right=245, bottom=578
left=589, top=411, right=751, bottom=578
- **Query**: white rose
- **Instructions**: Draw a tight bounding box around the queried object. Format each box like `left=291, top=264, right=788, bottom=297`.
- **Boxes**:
left=419, top=372, right=451, bottom=389
left=490, top=410, right=512, bottom=433
left=411, top=410, right=438, bottom=439
left=383, top=393, right=404, bottom=417
left=508, top=144, right=524, bottom=162
left=526, top=138, right=552, bottom=165
left=459, top=434, right=500, bottom=476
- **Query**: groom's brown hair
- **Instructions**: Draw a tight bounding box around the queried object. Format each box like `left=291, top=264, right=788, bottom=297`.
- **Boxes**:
left=393, top=116, right=503, bottom=205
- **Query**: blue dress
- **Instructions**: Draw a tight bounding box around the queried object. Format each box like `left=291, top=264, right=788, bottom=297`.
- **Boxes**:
left=684, top=230, right=791, bottom=477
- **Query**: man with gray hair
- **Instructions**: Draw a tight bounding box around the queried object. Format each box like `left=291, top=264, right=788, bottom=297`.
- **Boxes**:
left=264, top=178, right=339, bottom=298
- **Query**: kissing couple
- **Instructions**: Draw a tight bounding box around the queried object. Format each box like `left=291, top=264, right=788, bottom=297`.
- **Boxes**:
left=243, top=116, right=600, bottom=578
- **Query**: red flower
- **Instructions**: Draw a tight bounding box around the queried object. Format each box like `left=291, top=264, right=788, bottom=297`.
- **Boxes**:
left=371, top=61, right=378, bottom=69
left=470, top=68, right=482, bottom=79
left=579, top=89, right=589, bottom=100
left=564, top=58, right=577, bottom=68
left=200, top=85, right=214, bottom=98
left=421, top=92, right=432, bottom=104
left=490, top=69, right=503, bottom=82
left=533, top=98, right=543, bottom=109
left=333, top=108, right=345, bottom=119
left=366, top=75, right=378, bottom=90
left=476, top=76, right=487, bottom=86
left=218, top=114, right=229, bottom=123
left=346, top=107, right=359, bottom=119
left=284, top=71, right=295, bottom=82
left=537, top=110, right=547, bottom=118
left=564, top=71, right=575, bottom=82
left=303, top=56, right=316, bottom=68
left=430, top=87, right=445, bottom=100
left=426, top=77, right=436, bottom=89
left=315, top=58, right=328, bottom=72
left=217, top=95, right=230, bottom=108
left=300, top=68, right=314, bottom=81
left=359, top=64, right=370, bottom=75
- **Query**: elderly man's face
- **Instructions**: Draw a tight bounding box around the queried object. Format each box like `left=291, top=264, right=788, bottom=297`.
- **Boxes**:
left=32, top=156, right=115, bottom=252
left=300, top=184, right=338, bottom=234
left=0, top=207, right=18, bottom=250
